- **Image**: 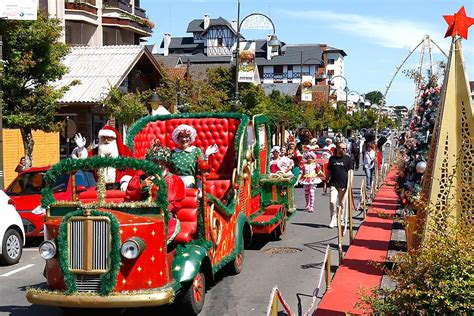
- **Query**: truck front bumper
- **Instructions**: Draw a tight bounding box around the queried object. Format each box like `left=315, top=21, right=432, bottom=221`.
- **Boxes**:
left=26, top=287, right=175, bottom=308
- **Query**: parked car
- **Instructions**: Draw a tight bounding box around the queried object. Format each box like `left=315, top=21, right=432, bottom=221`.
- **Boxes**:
left=0, top=190, right=25, bottom=265
left=5, top=167, right=96, bottom=238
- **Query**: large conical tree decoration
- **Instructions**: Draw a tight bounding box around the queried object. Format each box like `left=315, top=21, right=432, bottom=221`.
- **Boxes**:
left=418, top=7, right=474, bottom=242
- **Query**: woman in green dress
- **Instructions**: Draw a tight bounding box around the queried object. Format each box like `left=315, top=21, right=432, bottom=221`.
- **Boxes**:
left=171, top=124, right=218, bottom=189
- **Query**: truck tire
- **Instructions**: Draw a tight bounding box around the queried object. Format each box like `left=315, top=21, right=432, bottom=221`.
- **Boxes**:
left=228, top=235, right=244, bottom=275
left=0, top=229, right=23, bottom=265
left=180, top=271, right=206, bottom=315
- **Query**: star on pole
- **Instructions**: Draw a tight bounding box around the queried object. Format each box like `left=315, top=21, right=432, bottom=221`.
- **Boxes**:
left=444, top=6, right=474, bottom=39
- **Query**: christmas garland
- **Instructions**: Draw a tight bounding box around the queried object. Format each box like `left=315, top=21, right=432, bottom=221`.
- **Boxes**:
left=206, top=194, right=236, bottom=217
left=58, top=209, right=121, bottom=295
left=41, top=156, right=169, bottom=223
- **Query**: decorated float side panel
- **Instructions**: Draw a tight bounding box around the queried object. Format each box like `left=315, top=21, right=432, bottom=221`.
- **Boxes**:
left=257, top=124, right=268, bottom=175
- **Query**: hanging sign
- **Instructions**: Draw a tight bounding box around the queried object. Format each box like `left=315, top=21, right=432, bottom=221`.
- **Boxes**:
left=301, top=75, right=314, bottom=102
left=0, top=0, right=38, bottom=20
left=238, top=41, right=256, bottom=83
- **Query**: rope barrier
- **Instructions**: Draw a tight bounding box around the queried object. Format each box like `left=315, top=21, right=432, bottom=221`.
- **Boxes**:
left=303, top=245, right=331, bottom=316
left=266, top=286, right=294, bottom=316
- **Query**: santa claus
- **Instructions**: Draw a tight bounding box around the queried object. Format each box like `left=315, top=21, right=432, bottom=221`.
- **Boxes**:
left=72, top=125, right=133, bottom=190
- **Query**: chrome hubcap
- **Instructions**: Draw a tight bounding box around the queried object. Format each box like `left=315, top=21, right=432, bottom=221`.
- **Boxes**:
left=6, top=235, right=20, bottom=259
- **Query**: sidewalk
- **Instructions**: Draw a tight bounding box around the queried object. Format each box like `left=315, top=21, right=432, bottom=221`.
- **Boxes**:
left=315, top=167, right=399, bottom=315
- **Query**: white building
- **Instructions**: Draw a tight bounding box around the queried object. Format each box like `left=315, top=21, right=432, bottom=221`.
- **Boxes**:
left=39, top=0, right=153, bottom=46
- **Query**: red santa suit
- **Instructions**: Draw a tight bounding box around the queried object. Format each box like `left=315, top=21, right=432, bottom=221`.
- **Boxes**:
left=91, top=126, right=133, bottom=185
left=72, top=125, right=133, bottom=189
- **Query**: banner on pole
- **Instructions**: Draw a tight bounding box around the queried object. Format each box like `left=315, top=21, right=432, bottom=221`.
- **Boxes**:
left=301, top=75, right=314, bottom=102
left=0, top=0, right=38, bottom=20
left=238, top=41, right=256, bottom=83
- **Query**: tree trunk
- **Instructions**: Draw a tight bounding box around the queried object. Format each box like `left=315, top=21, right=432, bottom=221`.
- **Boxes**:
left=20, top=127, right=35, bottom=168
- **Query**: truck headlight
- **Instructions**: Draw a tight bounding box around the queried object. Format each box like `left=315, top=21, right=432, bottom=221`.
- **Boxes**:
left=39, top=240, right=56, bottom=259
left=121, top=237, right=146, bottom=259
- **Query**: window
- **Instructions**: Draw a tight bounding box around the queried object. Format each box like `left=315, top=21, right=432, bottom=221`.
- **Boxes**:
left=274, top=65, right=283, bottom=73
left=217, top=38, right=223, bottom=47
left=287, top=65, right=293, bottom=71
left=328, top=59, right=335, bottom=64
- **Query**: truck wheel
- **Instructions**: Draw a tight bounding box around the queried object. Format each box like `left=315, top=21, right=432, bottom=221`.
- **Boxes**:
left=228, top=235, right=244, bottom=275
left=180, top=271, right=206, bottom=315
left=0, top=229, right=22, bottom=265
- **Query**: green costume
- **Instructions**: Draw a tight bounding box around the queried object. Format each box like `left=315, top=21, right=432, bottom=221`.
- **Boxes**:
left=171, top=146, right=205, bottom=176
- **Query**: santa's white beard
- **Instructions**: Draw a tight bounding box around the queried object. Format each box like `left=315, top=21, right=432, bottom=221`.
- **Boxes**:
left=98, top=140, right=119, bottom=158
left=98, top=140, right=119, bottom=183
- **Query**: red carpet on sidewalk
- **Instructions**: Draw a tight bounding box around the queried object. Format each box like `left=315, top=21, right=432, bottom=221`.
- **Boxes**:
left=315, top=168, right=399, bottom=315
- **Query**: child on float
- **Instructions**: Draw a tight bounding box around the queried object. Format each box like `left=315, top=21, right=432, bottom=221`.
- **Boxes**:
left=170, top=124, right=218, bottom=190
left=270, top=146, right=281, bottom=173
left=286, top=140, right=302, bottom=167
left=277, top=147, right=295, bottom=175
left=299, top=151, right=325, bottom=212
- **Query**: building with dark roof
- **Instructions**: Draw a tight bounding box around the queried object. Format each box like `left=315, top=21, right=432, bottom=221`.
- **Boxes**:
left=157, top=14, right=347, bottom=100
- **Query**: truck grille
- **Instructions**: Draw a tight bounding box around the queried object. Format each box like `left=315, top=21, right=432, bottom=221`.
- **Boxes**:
left=75, top=275, right=102, bottom=293
left=68, top=217, right=110, bottom=273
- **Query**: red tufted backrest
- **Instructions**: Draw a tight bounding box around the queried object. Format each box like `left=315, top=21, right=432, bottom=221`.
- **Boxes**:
left=132, top=118, right=241, bottom=176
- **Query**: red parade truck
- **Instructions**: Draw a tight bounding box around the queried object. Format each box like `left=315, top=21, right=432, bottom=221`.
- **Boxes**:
left=26, top=113, right=297, bottom=314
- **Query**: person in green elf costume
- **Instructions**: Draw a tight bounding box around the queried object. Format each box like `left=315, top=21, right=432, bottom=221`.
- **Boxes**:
left=171, top=124, right=218, bottom=189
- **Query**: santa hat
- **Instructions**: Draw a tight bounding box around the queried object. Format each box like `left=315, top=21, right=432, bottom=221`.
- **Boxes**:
left=98, top=125, right=132, bottom=157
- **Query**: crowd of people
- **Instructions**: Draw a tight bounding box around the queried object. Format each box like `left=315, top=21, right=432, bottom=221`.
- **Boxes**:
left=397, top=84, right=440, bottom=208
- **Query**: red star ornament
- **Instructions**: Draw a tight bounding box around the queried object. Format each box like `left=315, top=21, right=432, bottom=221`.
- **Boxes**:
left=444, top=6, right=474, bottom=40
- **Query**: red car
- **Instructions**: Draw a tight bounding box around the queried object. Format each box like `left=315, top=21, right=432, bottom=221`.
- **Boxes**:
left=5, top=167, right=96, bottom=238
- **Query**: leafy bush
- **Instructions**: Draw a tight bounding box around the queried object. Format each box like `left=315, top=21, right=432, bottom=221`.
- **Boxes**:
left=358, top=221, right=473, bottom=314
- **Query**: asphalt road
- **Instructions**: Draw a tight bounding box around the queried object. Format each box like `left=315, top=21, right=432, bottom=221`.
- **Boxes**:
left=0, top=151, right=384, bottom=316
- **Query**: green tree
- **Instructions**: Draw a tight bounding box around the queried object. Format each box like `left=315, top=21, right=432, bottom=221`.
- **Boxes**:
left=0, top=13, right=73, bottom=167
left=101, top=87, right=150, bottom=126
left=364, top=90, right=384, bottom=106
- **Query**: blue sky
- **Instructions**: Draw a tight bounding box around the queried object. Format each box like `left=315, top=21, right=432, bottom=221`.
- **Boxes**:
left=141, top=0, right=474, bottom=107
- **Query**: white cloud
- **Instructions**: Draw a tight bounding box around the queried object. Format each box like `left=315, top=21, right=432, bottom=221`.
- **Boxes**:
left=279, top=9, right=442, bottom=49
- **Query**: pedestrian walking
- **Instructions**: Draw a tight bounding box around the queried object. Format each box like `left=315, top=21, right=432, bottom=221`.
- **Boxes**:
left=327, top=142, right=354, bottom=228
left=363, top=143, right=376, bottom=201
left=350, top=137, right=361, bottom=170
left=299, top=151, right=325, bottom=212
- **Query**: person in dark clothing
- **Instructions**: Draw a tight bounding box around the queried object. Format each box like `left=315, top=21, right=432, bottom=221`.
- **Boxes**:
left=350, top=138, right=361, bottom=170
left=327, top=142, right=354, bottom=228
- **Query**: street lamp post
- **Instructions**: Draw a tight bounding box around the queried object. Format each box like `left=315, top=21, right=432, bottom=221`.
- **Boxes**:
left=233, top=2, right=278, bottom=111
left=233, top=0, right=241, bottom=108
left=328, top=75, right=349, bottom=106
left=299, top=51, right=327, bottom=101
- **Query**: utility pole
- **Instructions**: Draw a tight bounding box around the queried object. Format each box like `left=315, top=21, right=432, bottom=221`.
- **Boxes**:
left=233, top=0, right=241, bottom=109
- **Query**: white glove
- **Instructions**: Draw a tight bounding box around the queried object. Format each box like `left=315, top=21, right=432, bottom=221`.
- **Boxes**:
left=71, top=133, right=88, bottom=159
left=74, top=133, right=87, bottom=148
left=205, top=144, right=218, bottom=158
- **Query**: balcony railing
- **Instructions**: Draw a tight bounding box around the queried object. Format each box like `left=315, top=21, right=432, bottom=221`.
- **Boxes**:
left=103, top=0, right=132, bottom=13
left=64, top=0, right=98, bottom=15
left=102, top=16, right=152, bottom=34
left=134, top=6, right=146, bottom=18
